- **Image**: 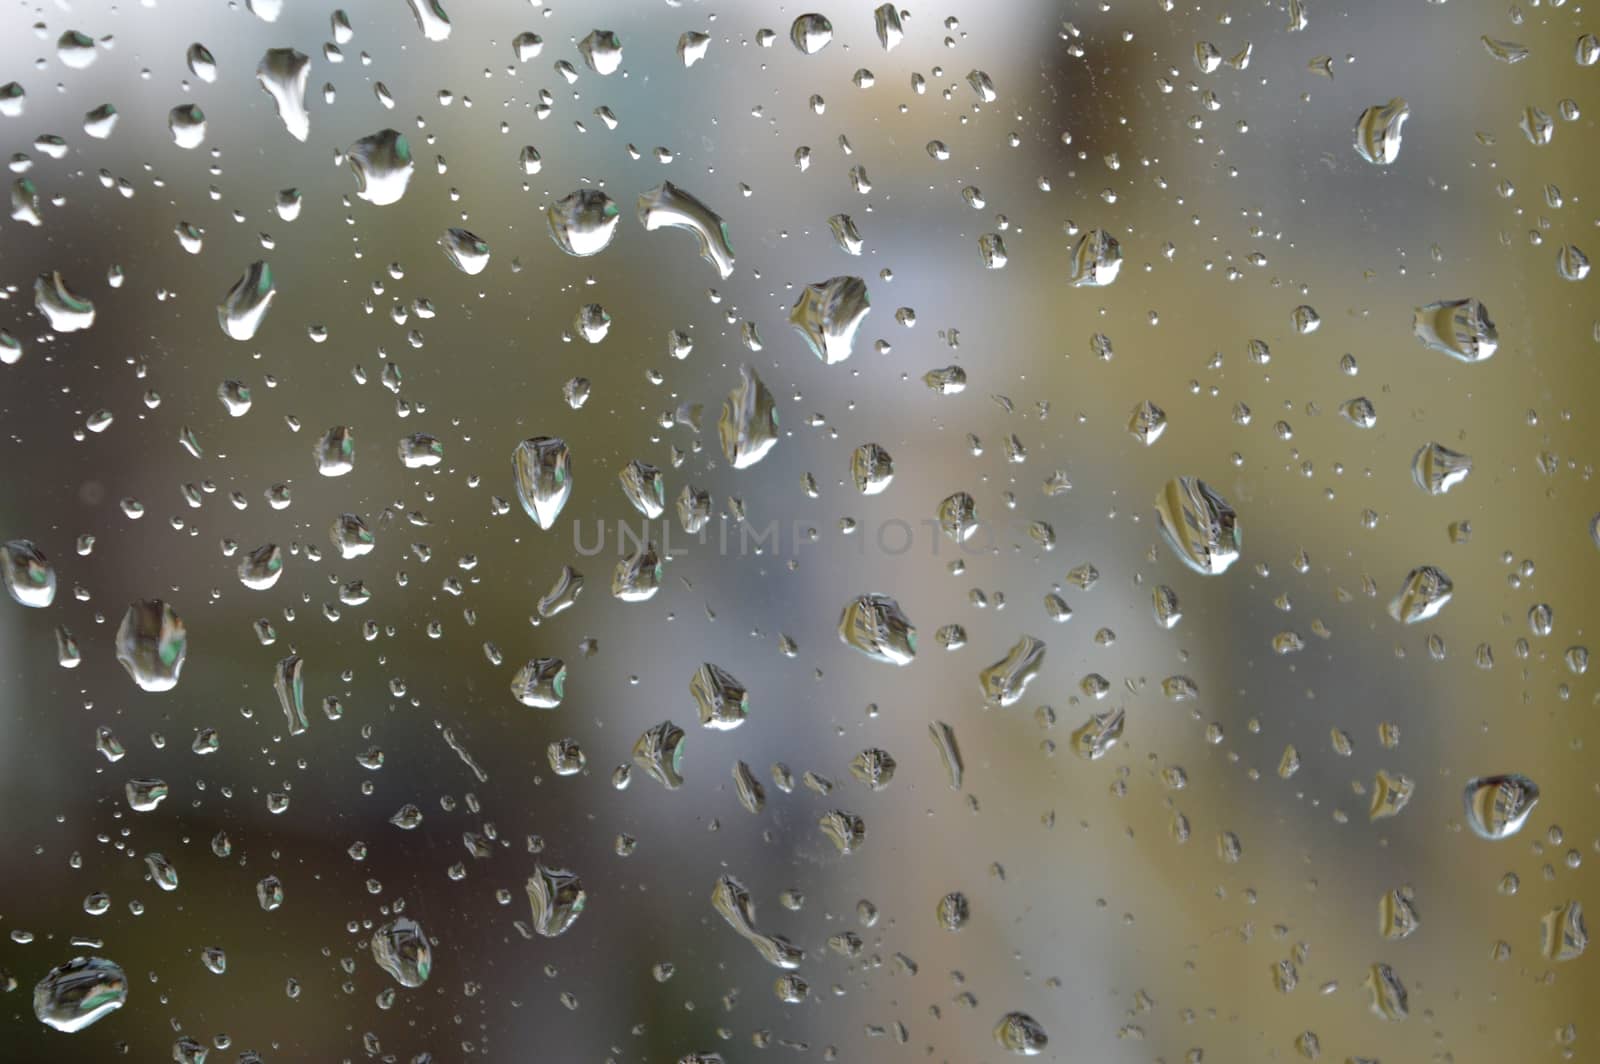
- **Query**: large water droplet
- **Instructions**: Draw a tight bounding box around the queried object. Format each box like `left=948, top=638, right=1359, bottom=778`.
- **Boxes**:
left=114, top=600, right=187, bottom=692
left=637, top=182, right=735, bottom=279
left=790, top=13, right=833, bottom=54
left=526, top=865, right=587, bottom=936
left=578, top=29, right=623, bottom=74
left=790, top=276, right=870, bottom=364
left=632, top=719, right=686, bottom=788
left=511, top=657, right=566, bottom=708
left=513, top=436, right=572, bottom=529
left=979, top=635, right=1046, bottom=707
left=315, top=425, right=355, bottom=476
left=1411, top=442, right=1471, bottom=495
left=34, top=271, right=95, bottom=332
left=441, top=227, right=490, bottom=275
left=371, top=917, right=432, bottom=987
left=1068, top=229, right=1122, bottom=287
left=690, top=663, right=749, bottom=730
left=1462, top=774, right=1539, bottom=840
left=33, top=956, right=126, bottom=1033
left=547, top=190, right=620, bottom=256
left=2, top=539, right=56, bottom=607
left=168, top=103, right=206, bottom=149
left=405, top=0, right=451, bottom=41
left=718, top=364, right=780, bottom=469
left=1155, top=477, right=1241, bottom=574
left=994, top=1012, right=1048, bottom=1055
left=1354, top=97, right=1409, bottom=164
left=218, top=260, right=276, bottom=341
left=348, top=130, right=414, bottom=206
left=256, top=48, right=310, bottom=141
left=838, top=593, right=917, bottom=665
left=1387, top=565, right=1453, bottom=623
left=1413, top=299, right=1497, bottom=362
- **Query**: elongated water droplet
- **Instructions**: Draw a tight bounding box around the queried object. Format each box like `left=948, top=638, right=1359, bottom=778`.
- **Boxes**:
left=537, top=566, right=584, bottom=617
left=406, top=0, right=451, bottom=41
left=2, top=539, right=56, bottom=607
left=619, top=459, right=665, bottom=518
left=513, top=436, right=572, bottom=529
left=218, top=261, right=275, bottom=341
left=1542, top=901, right=1588, bottom=961
left=637, top=182, right=735, bottom=279
left=1155, top=477, right=1241, bottom=574
left=712, top=874, right=804, bottom=968
left=186, top=43, right=216, bottom=82
left=256, top=48, right=310, bottom=141
left=718, top=364, right=779, bottom=468
left=1557, top=244, right=1590, bottom=282
left=274, top=654, right=307, bottom=734
left=115, top=600, right=187, bottom=692
left=613, top=541, right=662, bottom=601
left=979, top=634, right=1046, bottom=707
left=1413, top=299, right=1497, bottom=362
left=874, top=3, right=903, bottom=50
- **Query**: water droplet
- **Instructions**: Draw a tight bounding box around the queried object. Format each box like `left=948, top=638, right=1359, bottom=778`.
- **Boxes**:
left=1557, top=244, right=1590, bottom=282
left=1128, top=400, right=1167, bottom=444
left=168, top=103, right=206, bottom=149
left=838, top=593, right=917, bottom=665
left=34, top=271, right=95, bottom=332
left=791, top=276, right=870, bottom=364
left=348, top=130, right=414, bottom=206
left=632, top=720, right=686, bottom=788
left=238, top=543, right=282, bottom=590
left=1387, top=565, right=1452, bottom=624
left=1354, top=98, right=1409, bottom=164
left=33, top=956, right=126, bottom=1033
left=637, top=182, right=735, bottom=279
left=547, top=190, right=619, bottom=256
left=440, top=228, right=489, bottom=275
left=994, top=1012, right=1049, bottom=1055
left=619, top=459, right=665, bottom=518
left=217, top=261, right=275, bottom=342
left=1542, top=901, right=1588, bottom=961
left=1068, top=229, right=1121, bottom=287
left=691, top=663, right=749, bottom=730
left=1365, top=963, right=1408, bottom=1021
left=819, top=809, right=866, bottom=853
left=511, top=657, right=566, bottom=708
left=790, top=13, right=833, bottom=54
left=125, top=777, right=167, bottom=812
left=406, top=0, right=450, bottom=40
left=2, top=540, right=56, bottom=607
left=527, top=865, right=587, bottom=936
left=256, top=48, right=310, bottom=141
left=979, top=635, right=1046, bottom=707
left=513, top=437, right=571, bottom=528
left=1413, top=299, right=1497, bottom=362
left=115, top=600, right=187, bottom=692
left=578, top=29, right=623, bottom=75
left=1463, top=774, right=1539, bottom=840
left=1155, top=477, right=1241, bottom=575
left=371, top=917, right=431, bottom=987
left=1411, top=442, right=1471, bottom=494
left=718, top=364, right=780, bottom=468
left=678, top=30, right=711, bottom=67
left=612, top=541, right=663, bottom=602
left=850, top=443, right=894, bottom=494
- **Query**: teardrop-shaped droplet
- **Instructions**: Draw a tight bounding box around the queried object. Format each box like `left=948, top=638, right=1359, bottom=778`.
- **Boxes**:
left=527, top=864, right=587, bottom=936
left=513, top=436, right=572, bottom=529
left=632, top=719, right=687, bottom=788
left=217, top=260, right=276, bottom=341
left=690, top=663, right=749, bottom=730
left=1463, top=773, right=1540, bottom=840
left=511, top=657, right=566, bottom=708
left=1155, top=477, right=1241, bottom=575
left=1413, top=298, right=1497, bottom=362
left=168, top=103, right=206, bottom=149
left=441, top=227, right=490, bottom=274
left=547, top=189, right=620, bottom=256
left=1067, top=228, right=1122, bottom=287
left=718, top=364, right=780, bottom=469
left=1353, top=97, right=1409, bottom=164
left=790, top=13, right=833, bottom=54
left=2, top=539, right=56, bottom=607
left=256, top=48, right=310, bottom=141
left=578, top=29, right=623, bottom=74
left=114, top=599, right=187, bottom=693
left=315, top=425, right=355, bottom=477
left=405, top=0, right=451, bottom=41
left=1387, top=565, right=1453, bottom=624
left=348, top=129, right=414, bottom=206
left=238, top=543, right=282, bottom=590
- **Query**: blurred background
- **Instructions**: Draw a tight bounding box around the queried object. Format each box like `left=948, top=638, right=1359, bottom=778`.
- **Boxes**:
left=0, top=0, right=1596, bottom=1060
